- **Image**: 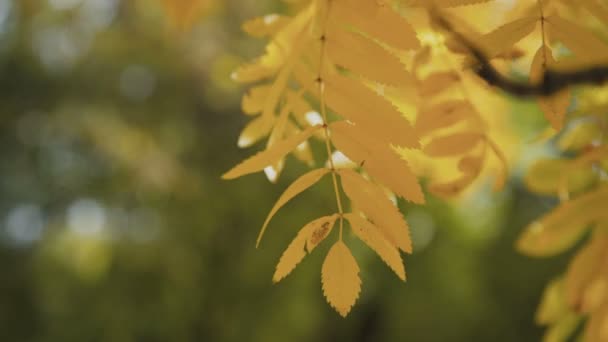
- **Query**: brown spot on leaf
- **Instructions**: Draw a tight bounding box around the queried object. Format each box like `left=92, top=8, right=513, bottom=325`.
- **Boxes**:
left=310, top=222, right=331, bottom=246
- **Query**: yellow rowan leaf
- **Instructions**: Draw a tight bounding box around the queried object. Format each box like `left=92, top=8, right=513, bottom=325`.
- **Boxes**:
left=330, top=121, right=424, bottom=203
left=565, top=231, right=608, bottom=314
left=415, top=100, right=474, bottom=136
left=412, top=46, right=432, bottom=72
left=242, top=14, right=290, bottom=38
left=476, top=15, right=538, bottom=58
left=485, top=137, right=509, bottom=191
left=339, top=169, right=413, bottom=253
left=232, top=63, right=276, bottom=84
left=330, top=0, right=419, bottom=50
left=257, top=168, right=330, bottom=246
left=285, top=122, right=315, bottom=167
left=403, top=0, right=493, bottom=7
left=568, top=146, right=608, bottom=170
left=285, top=91, right=316, bottom=129
left=345, top=213, right=406, bottom=280
left=418, top=71, right=461, bottom=97
left=241, top=84, right=272, bottom=115
left=232, top=6, right=312, bottom=83
left=273, top=215, right=338, bottom=283
left=536, top=278, right=568, bottom=325
left=325, top=27, right=412, bottom=86
left=423, top=132, right=483, bottom=157
left=517, top=185, right=608, bottom=257
left=530, top=46, right=570, bottom=130
left=581, top=0, right=608, bottom=25
left=545, top=15, right=608, bottom=62
left=222, top=125, right=321, bottom=180
left=525, top=159, right=597, bottom=196
left=321, top=240, right=361, bottom=317
left=264, top=101, right=306, bottom=182
left=323, top=73, right=419, bottom=148
left=238, top=115, right=275, bottom=148
left=542, top=313, right=582, bottom=342
left=266, top=103, right=292, bottom=148
left=259, top=33, right=312, bottom=123
left=584, top=303, right=608, bottom=342
left=558, top=122, right=603, bottom=152
left=582, top=278, right=608, bottom=317
left=291, top=60, right=319, bottom=97
left=428, top=155, right=483, bottom=198
left=306, top=217, right=337, bottom=253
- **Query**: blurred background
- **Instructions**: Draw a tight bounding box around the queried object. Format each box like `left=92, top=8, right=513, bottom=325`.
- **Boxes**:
left=0, top=1, right=571, bottom=341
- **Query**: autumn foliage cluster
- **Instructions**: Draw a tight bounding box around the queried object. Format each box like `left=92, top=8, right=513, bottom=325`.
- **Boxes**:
left=216, top=0, right=608, bottom=339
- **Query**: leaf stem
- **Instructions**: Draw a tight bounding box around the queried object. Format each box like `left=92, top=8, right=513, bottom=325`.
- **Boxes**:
left=316, top=0, right=345, bottom=240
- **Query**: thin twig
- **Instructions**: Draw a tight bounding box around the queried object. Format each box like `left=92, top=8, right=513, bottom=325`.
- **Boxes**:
left=432, top=11, right=608, bottom=98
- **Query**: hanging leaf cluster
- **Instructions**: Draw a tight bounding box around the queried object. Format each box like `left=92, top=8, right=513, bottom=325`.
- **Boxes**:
left=222, top=0, right=608, bottom=319
left=519, top=84, right=608, bottom=340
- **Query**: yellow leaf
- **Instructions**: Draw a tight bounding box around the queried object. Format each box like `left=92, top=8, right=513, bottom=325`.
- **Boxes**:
left=266, top=102, right=292, bottom=148
left=565, top=231, right=608, bottom=314
left=330, top=121, right=424, bottom=203
left=241, top=84, right=271, bottom=115
left=558, top=121, right=602, bottom=152
left=339, top=169, right=413, bottom=253
left=582, top=0, right=608, bottom=25
left=232, top=5, right=312, bottom=84
left=525, top=159, right=596, bottom=196
left=324, top=73, right=419, bottom=148
left=222, top=125, right=321, bottom=180
left=403, top=0, right=493, bottom=7
left=273, top=215, right=338, bottom=283
left=285, top=91, right=316, bottom=129
left=477, top=15, right=538, bottom=58
left=527, top=126, right=558, bottom=145
left=330, top=0, right=420, bottom=50
left=345, top=213, right=406, bottom=280
left=238, top=115, right=275, bottom=148
left=259, top=29, right=312, bottom=122
left=321, top=241, right=361, bottom=317
left=415, top=100, right=474, bottom=136
left=418, top=71, right=460, bottom=97
left=542, top=313, right=582, bottom=342
left=428, top=155, right=483, bottom=198
left=257, top=168, right=330, bottom=247
left=517, top=185, right=608, bottom=257
left=286, top=122, right=315, bottom=167
left=325, top=27, right=412, bottom=86
left=232, top=63, right=276, bottom=85
left=530, top=46, right=570, bottom=130
left=413, top=46, right=432, bottom=73
left=584, top=303, right=608, bottom=342
left=485, top=137, right=509, bottom=191
left=536, top=278, right=568, bottom=325
left=242, top=14, right=290, bottom=38
left=306, top=217, right=337, bottom=253
left=265, top=105, right=306, bottom=181
left=545, top=15, right=608, bottom=62
left=423, top=132, right=483, bottom=157
left=582, top=277, right=608, bottom=316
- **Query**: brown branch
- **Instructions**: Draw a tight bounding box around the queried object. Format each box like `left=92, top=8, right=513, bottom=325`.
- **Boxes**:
left=432, top=12, right=608, bottom=98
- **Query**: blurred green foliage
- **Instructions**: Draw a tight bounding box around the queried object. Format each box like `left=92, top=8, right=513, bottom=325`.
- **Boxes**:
left=0, top=1, right=572, bottom=341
